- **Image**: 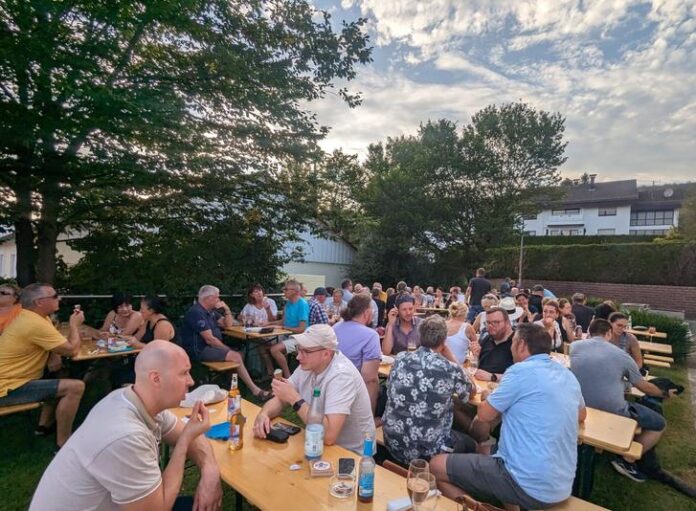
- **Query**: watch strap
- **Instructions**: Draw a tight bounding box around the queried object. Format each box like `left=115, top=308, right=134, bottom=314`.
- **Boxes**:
left=292, top=398, right=306, bottom=412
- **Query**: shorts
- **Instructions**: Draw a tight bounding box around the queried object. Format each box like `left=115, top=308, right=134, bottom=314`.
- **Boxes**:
left=628, top=402, right=666, bottom=432
left=466, top=305, right=484, bottom=323
left=446, top=454, right=556, bottom=509
left=0, top=379, right=60, bottom=407
left=282, top=337, right=297, bottom=354
left=197, top=345, right=232, bottom=362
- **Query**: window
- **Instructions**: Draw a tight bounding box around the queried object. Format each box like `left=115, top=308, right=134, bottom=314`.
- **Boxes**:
left=0, top=254, right=4, bottom=276
left=549, top=228, right=582, bottom=236
left=524, top=231, right=536, bottom=236
left=551, top=209, right=580, bottom=216
left=522, top=214, right=537, bottom=220
left=598, top=208, right=617, bottom=216
left=597, top=229, right=616, bottom=235
left=630, top=210, right=674, bottom=226
left=10, top=254, right=16, bottom=278
left=630, top=229, right=668, bottom=235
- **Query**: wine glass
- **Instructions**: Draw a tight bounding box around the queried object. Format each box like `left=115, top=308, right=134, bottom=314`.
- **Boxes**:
left=408, top=472, right=437, bottom=511
left=407, top=459, right=429, bottom=499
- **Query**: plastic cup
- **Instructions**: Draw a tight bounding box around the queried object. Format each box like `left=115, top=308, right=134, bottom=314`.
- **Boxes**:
left=329, top=474, right=355, bottom=498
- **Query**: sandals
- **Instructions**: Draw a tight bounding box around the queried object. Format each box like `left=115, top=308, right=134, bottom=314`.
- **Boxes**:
left=254, top=389, right=273, bottom=402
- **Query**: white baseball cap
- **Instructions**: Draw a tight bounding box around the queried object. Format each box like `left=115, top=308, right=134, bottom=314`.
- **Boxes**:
left=292, top=324, right=338, bottom=351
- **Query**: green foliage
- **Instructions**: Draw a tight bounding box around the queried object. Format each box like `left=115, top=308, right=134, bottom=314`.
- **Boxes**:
left=0, top=0, right=372, bottom=284
left=679, top=188, right=696, bottom=239
left=486, top=242, right=696, bottom=286
left=628, top=310, right=693, bottom=362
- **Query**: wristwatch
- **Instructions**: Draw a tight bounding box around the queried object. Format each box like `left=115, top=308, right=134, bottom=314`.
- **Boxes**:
left=490, top=373, right=498, bottom=382
left=292, top=398, right=306, bottom=412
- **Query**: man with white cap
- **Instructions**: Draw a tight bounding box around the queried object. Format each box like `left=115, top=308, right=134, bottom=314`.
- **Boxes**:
left=253, top=324, right=375, bottom=454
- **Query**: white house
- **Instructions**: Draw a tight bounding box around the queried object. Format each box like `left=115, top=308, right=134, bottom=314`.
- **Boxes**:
left=523, top=177, right=688, bottom=236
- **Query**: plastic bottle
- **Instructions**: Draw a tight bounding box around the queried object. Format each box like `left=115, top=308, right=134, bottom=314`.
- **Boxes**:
left=357, top=434, right=375, bottom=503
left=304, top=387, right=324, bottom=460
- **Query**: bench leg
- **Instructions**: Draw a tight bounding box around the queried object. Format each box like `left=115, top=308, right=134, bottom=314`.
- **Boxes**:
left=573, top=444, right=596, bottom=499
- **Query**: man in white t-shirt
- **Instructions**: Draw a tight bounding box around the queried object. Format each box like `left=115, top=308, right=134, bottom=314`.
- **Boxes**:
left=252, top=324, right=375, bottom=454
left=30, top=341, right=222, bottom=511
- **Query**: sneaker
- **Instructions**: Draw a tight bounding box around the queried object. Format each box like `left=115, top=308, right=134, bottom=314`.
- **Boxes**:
left=611, top=458, right=647, bottom=483
left=34, top=423, right=56, bottom=436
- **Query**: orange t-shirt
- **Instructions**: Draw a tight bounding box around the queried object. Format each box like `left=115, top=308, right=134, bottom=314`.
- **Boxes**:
left=0, top=304, right=22, bottom=335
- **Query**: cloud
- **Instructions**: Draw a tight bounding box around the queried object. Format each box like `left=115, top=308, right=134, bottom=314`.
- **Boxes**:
left=316, top=1, right=696, bottom=183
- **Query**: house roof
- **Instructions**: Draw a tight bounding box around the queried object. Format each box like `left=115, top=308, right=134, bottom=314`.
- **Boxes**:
left=559, top=179, right=638, bottom=206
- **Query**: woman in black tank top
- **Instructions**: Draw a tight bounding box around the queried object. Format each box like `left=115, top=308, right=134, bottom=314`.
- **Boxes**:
left=130, top=295, right=176, bottom=349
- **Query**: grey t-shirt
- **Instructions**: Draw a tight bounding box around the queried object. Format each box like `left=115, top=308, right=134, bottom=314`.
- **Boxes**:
left=569, top=338, right=643, bottom=417
left=30, top=387, right=177, bottom=511
left=289, top=350, right=375, bottom=454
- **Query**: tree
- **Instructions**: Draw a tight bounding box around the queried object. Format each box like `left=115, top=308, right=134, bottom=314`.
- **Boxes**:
left=678, top=188, right=696, bottom=239
left=0, top=0, right=371, bottom=285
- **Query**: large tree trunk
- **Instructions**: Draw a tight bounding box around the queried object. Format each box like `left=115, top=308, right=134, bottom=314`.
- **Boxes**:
left=36, top=180, right=61, bottom=285
left=14, top=180, right=36, bottom=286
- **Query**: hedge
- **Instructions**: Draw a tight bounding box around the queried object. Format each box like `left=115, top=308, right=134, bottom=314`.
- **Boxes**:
left=485, top=241, right=696, bottom=286
left=628, top=309, right=693, bottom=362
left=516, top=235, right=657, bottom=246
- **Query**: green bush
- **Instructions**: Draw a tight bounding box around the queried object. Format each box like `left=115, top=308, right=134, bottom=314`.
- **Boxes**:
left=518, top=235, right=657, bottom=246
left=629, top=310, right=693, bottom=362
left=486, top=241, right=696, bottom=286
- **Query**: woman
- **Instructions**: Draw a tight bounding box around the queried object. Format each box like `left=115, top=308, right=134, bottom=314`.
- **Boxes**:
left=471, top=294, right=500, bottom=334
left=326, top=288, right=347, bottom=324
left=239, top=283, right=277, bottom=326
left=445, top=302, right=476, bottom=365
left=130, top=295, right=177, bottom=349
left=413, top=286, right=427, bottom=308
left=558, top=298, right=578, bottom=343
left=100, top=293, right=143, bottom=336
left=432, top=287, right=446, bottom=308
left=0, top=283, right=21, bottom=334
left=608, top=311, right=643, bottom=368
left=534, top=300, right=563, bottom=352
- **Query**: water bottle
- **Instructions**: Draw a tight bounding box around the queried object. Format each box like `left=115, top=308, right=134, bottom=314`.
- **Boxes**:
left=304, top=387, right=324, bottom=460
left=358, top=434, right=375, bottom=503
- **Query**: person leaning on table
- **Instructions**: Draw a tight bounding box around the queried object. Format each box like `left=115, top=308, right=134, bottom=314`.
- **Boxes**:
left=30, top=341, right=222, bottom=511
left=430, top=323, right=586, bottom=510
left=253, top=324, right=375, bottom=454
left=0, top=283, right=85, bottom=450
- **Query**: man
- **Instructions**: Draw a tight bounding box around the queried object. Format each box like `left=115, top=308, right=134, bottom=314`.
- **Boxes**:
left=465, top=268, right=492, bottom=322
left=470, top=307, right=514, bottom=382
left=382, top=295, right=423, bottom=355
left=340, top=279, right=354, bottom=303
left=372, top=282, right=388, bottom=303
left=383, top=316, right=476, bottom=465
left=528, top=285, right=545, bottom=314
left=180, top=285, right=270, bottom=400
left=269, top=279, right=310, bottom=378
left=0, top=282, right=22, bottom=334
left=499, top=278, right=512, bottom=297
left=571, top=293, right=594, bottom=333
left=385, top=280, right=408, bottom=311
left=570, top=319, right=668, bottom=482
left=371, top=288, right=386, bottom=328
left=431, top=323, right=586, bottom=510
left=308, top=287, right=329, bottom=326
left=0, top=283, right=85, bottom=449
left=333, top=294, right=381, bottom=411
left=30, top=341, right=222, bottom=511
left=359, top=285, right=379, bottom=328
left=253, top=324, right=375, bottom=454
left=608, top=312, right=643, bottom=368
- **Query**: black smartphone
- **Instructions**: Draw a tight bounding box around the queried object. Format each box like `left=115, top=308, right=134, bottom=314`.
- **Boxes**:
left=266, top=427, right=289, bottom=443
left=275, top=423, right=301, bottom=435
left=338, top=458, right=355, bottom=476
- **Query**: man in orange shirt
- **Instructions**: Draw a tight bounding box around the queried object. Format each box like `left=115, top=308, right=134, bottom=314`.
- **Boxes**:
left=0, top=283, right=85, bottom=449
left=0, top=283, right=22, bottom=334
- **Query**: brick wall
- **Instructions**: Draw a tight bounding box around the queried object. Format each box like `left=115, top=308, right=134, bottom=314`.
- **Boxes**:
left=509, top=280, right=696, bottom=319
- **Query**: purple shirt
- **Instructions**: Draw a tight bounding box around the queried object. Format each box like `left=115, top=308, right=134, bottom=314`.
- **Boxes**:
left=390, top=317, right=423, bottom=354
left=333, top=320, right=382, bottom=371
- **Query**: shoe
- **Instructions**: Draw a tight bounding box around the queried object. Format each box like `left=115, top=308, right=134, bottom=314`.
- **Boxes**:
left=254, top=389, right=273, bottom=402
left=35, top=423, right=56, bottom=436
left=611, top=458, right=647, bottom=483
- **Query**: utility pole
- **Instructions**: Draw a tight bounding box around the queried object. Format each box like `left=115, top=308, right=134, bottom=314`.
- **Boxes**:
left=517, top=233, right=524, bottom=288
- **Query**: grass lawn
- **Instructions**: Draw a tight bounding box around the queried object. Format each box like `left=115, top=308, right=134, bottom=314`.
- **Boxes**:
left=1, top=363, right=694, bottom=510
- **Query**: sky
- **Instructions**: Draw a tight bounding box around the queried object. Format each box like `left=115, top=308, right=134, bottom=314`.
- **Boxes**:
left=310, top=0, right=695, bottom=184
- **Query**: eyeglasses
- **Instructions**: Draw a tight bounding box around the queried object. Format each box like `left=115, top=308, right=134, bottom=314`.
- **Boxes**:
left=297, top=347, right=326, bottom=356
left=283, top=287, right=298, bottom=292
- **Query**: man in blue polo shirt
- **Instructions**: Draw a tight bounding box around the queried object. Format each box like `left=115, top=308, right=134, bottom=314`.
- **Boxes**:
left=431, top=323, right=586, bottom=509
left=269, top=279, right=309, bottom=378
left=181, top=284, right=271, bottom=400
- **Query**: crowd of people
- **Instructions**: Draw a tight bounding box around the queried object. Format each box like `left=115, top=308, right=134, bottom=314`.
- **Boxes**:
left=0, top=271, right=690, bottom=510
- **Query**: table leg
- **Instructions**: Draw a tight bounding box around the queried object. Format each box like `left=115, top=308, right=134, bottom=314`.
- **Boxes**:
left=573, top=444, right=596, bottom=499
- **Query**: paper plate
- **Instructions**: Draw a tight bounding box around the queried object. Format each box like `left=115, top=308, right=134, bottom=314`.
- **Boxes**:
left=180, top=385, right=228, bottom=407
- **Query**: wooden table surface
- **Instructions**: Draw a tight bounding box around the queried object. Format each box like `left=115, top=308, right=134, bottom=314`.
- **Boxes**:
left=57, top=323, right=101, bottom=342
left=627, top=328, right=667, bottom=340
left=578, top=407, right=637, bottom=453
left=223, top=326, right=292, bottom=341
left=172, top=400, right=459, bottom=511
left=638, top=340, right=672, bottom=355
left=71, top=340, right=141, bottom=361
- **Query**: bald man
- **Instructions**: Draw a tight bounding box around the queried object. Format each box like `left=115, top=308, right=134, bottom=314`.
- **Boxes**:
left=31, top=341, right=222, bottom=511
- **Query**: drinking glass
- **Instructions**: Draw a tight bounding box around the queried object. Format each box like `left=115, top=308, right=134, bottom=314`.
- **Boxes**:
left=407, top=459, right=429, bottom=497
left=408, top=473, right=437, bottom=511
left=468, top=354, right=478, bottom=378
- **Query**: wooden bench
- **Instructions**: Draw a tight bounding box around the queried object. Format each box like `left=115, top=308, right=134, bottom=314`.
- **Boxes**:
left=643, top=358, right=670, bottom=368
left=622, top=441, right=643, bottom=463
left=543, top=497, right=610, bottom=510
left=0, top=402, right=41, bottom=417
left=200, top=361, right=240, bottom=386
left=643, top=353, right=674, bottom=363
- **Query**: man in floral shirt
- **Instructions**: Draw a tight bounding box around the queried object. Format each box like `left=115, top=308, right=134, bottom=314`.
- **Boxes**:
left=383, top=315, right=477, bottom=465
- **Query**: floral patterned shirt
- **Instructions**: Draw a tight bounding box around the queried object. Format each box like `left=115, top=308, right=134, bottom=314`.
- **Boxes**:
left=383, top=347, right=473, bottom=464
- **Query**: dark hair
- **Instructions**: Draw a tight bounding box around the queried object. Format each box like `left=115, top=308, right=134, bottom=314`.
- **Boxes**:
left=371, top=288, right=381, bottom=299
left=341, top=294, right=372, bottom=321
left=325, top=286, right=335, bottom=296
left=111, top=292, right=133, bottom=312
left=395, top=294, right=415, bottom=308
left=246, top=283, right=264, bottom=304
left=608, top=311, right=627, bottom=323
left=594, top=302, right=617, bottom=320
left=485, top=306, right=509, bottom=322
left=515, top=323, right=552, bottom=355
left=141, top=295, right=168, bottom=314
left=341, top=279, right=352, bottom=290
left=396, top=281, right=407, bottom=292
left=589, top=318, right=612, bottom=337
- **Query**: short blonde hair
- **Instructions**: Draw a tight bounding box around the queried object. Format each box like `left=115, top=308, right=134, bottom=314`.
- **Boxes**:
left=481, top=294, right=499, bottom=309
left=448, top=301, right=469, bottom=319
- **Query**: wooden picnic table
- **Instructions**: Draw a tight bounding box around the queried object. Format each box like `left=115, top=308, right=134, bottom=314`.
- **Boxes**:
left=627, top=327, right=667, bottom=340
left=57, top=323, right=101, bottom=342
left=223, top=325, right=292, bottom=341
left=71, top=339, right=141, bottom=361
left=638, top=340, right=672, bottom=355
left=171, top=400, right=460, bottom=511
